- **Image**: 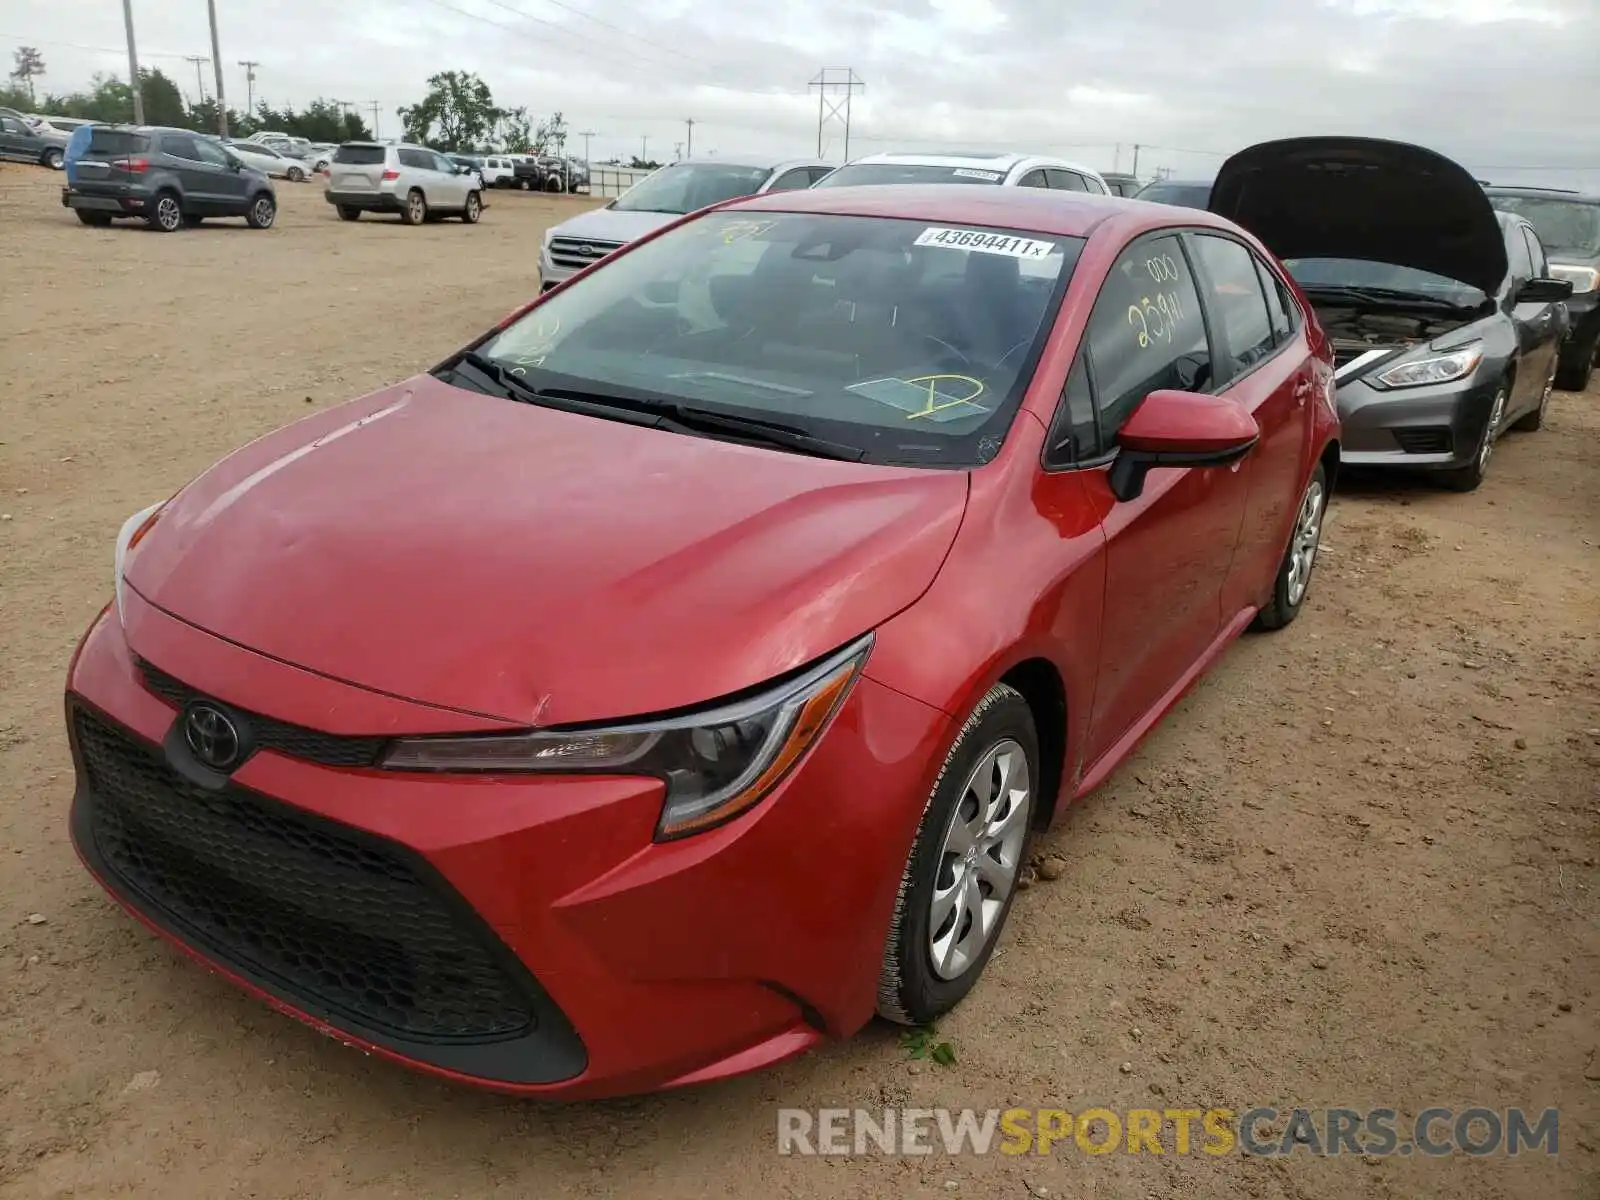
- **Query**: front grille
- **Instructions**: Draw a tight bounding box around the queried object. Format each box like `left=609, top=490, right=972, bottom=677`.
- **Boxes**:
left=138, top=659, right=386, bottom=768
left=548, top=235, right=625, bottom=271
left=73, top=705, right=538, bottom=1042
left=1393, top=427, right=1452, bottom=455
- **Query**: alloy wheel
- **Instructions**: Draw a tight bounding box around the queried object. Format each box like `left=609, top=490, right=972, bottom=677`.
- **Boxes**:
left=1479, top=387, right=1507, bottom=472
left=252, top=197, right=275, bottom=228
left=928, top=738, right=1031, bottom=981
left=1285, top=478, right=1324, bottom=607
left=156, top=196, right=181, bottom=231
left=408, top=194, right=425, bottom=223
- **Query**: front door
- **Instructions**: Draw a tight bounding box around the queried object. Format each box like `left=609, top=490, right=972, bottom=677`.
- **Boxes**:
left=1069, top=231, right=1252, bottom=767
left=191, top=136, right=250, bottom=212
left=1516, top=225, right=1561, bottom=406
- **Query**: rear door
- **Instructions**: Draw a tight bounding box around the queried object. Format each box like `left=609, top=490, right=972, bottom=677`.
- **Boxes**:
left=1185, top=230, right=1316, bottom=617
left=1065, top=232, right=1252, bottom=767
left=158, top=133, right=217, bottom=210
left=0, top=114, right=41, bottom=161
left=330, top=144, right=387, bottom=196
left=73, top=127, right=150, bottom=196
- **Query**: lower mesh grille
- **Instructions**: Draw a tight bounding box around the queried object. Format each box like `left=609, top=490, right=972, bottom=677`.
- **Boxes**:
left=73, top=704, right=537, bottom=1042
left=1393, top=427, right=1452, bottom=455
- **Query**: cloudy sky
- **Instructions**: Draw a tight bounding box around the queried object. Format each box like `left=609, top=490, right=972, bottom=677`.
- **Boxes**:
left=5, top=0, right=1597, bottom=186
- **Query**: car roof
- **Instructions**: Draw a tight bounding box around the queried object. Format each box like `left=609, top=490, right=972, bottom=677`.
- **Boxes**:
left=726, top=182, right=1240, bottom=239
left=842, top=150, right=1104, bottom=175
left=667, top=153, right=829, bottom=171
left=1483, top=184, right=1600, bottom=204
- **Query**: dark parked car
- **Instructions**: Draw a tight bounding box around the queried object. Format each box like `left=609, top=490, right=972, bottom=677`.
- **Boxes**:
left=1100, top=171, right=1144, bottom=197
left=1133, top=178, right=1212, bottom=209
left=513, top=154, right=590, bottom=193
left=1484, top=186, right=1600, bottom=392
left=59, top=124, right=277, bottom=232
left=1211, top=136, right=1571, bottom=492
left=0, top=107, right=67, bottom=169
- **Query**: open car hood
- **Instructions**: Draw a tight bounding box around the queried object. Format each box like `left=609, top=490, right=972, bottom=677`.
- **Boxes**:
left=1208, top=136, right=1507, bottom=296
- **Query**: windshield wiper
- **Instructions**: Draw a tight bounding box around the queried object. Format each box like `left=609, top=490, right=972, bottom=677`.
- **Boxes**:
left=1299, top=284, right=1475, bottom=312
left=439, top=353, right=864, bottom=461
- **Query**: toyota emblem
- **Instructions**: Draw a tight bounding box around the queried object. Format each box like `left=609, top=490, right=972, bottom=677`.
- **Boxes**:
left=183, top=703, right=242, bottom=771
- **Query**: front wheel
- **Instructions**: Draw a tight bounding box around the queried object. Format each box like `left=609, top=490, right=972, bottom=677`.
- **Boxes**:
left=245, top=192, right=276, bottom=229
left=1440, top=382, right=1507, bottom=492
left=1252, top=463, right=1327, bottom=631
left=42, top=147, right=63, bottom=170
left=876, top=683, right=1038, bottom=1027
left=286, top=166, right=304, bottom=182
left=1554, top=337, right=1595, bottom=393
left=461, top=191, right=482, bottom=223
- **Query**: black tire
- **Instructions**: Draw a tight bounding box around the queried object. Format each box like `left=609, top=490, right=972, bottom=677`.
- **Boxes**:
left=1554, top=339, right=1595, bottom=393
left=245, top=192, right=276, bottom=229
left=75, top=210, right=112, bottom=227
left=42, top=147, right=63, bottom=170
left=545, top=176, right=566, bottom=193
left=287, top=166, right=304, bottom=182
left=337, top=206, right=361, bottom=221
left=876, top=682, right=1039, bottom=1027
left=1439, top=379, right=1509, bottom=492
left=400, top=189, right=426, bottom=225
left=461, top=190, right=482, bottom=223
left=1252, top=462, right=1328, bottom=631
left=146, top=190, right=183, bottom=232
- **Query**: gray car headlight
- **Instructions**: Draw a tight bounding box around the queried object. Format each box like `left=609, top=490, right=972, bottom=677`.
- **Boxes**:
left=381, top=634, right=872, bottom=839
left=1374, top=344, right=1484, bottom=389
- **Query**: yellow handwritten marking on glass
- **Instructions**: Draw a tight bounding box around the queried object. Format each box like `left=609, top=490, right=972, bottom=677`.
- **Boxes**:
left=901, top=374, right=986, bottom=420
left=717, top=219, right=775, bottom=245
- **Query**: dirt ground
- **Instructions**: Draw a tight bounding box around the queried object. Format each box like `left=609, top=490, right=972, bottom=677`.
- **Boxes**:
left=1, top=164, right=1596, bottom=1200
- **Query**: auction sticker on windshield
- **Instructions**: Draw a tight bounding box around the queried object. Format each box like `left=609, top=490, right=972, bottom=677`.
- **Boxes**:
left=914, top=227, right=1056, bottom=259
left=952, top=168, right=1004, bottom=181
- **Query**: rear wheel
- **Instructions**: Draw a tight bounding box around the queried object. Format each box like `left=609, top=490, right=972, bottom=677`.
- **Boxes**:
left=245, top=192, right=276, bottom=229
left=461, top=191, right=482, bottom=223
left=400, top=189, right=426, bottom=225
left=1252, top=463, right=1327, bottom=631
left=42, top=147, right=63, bottom=170
left=74, top=210, right=112, bottom=227
left=147, top=191, right=183, bottom=232
left=337, top=205, right=361, bottom=221
left=286, top=166, right=305, bottom=182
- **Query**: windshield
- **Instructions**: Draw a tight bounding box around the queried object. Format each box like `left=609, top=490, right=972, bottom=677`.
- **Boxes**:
left=1488, top=196, right=1600, bottom=256
left=470, top=211, right=1084, bottom=466
left=814, top=163, right=1008, bottom=188
left=612, top=163, right=774, bottom=214
left=1133, top=182, right=1211, bottom=209
left=1282, top=258, right=1487, bottom=305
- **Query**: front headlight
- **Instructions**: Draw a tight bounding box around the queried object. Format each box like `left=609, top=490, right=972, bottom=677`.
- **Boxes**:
left=1374, top=344, right=1484, bottom=389
left=112, top=502, right=165, bottom=624
left=1548, top=264, right=1599, bottom=294
left=381, top=634, right=873, bottom=839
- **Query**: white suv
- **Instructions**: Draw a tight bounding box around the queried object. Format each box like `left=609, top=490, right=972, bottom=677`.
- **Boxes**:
left=324, top=141, right=484, bottom=225
left=814, top=150, right=1111, bottom=194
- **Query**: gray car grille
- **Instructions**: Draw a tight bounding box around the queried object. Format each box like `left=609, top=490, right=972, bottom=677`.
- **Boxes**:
left=548, top=236, right=626, bottom=271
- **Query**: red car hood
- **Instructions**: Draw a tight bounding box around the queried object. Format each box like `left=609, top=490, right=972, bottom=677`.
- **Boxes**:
left=125, top=375, right=969, bottom=727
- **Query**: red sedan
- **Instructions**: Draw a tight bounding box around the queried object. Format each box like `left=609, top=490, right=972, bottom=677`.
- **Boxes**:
left=66, top=184, right=1339, bottom=1099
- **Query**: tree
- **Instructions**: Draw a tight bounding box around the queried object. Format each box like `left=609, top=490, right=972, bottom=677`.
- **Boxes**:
left=397, top=71, right=500, bottom=151
left=253, top=99, right=369, bottom=142
left=496, top=107, right=532, bottom=153
left=530, top=110, right=568, bottom=156
left=138, top=67, right=187, bottom=127
left=9, top=46, right=45, bottom=103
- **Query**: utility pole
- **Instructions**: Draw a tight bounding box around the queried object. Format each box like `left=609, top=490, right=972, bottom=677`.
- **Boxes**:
left=121, top=0, right=145, bottom=124
left=237, top=59, right=258, bottom=117
left=640, top=134, right=648, bottom=164
left=578, top=129, right=595, bottom=168
left=365, top=100, right=380, bottom=138
left=184, top=55, right=210, bottom=103
left=1131, top=143, right=1142, bottom=177
left=685, top=117, right=694, bottom=159
left=808, top=68, right=864, bottom=160
left=206, top=0, right=228, bottom=136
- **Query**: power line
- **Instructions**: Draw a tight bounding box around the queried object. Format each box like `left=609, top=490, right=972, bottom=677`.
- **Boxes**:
left=0, top=31, right=189, bottom=60
left=183, top=54, right=210, bottom=102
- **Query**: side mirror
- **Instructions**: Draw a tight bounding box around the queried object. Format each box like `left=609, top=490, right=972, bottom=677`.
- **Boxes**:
left=1516, top=276, right=1573, bottom=303
left=1108, top=388, right=1260, bottom=503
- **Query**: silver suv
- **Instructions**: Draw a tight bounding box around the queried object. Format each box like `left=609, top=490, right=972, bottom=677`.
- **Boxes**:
left=324, top=141, right=484, bottom=225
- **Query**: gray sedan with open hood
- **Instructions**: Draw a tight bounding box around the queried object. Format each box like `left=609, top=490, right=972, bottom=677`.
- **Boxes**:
left=1210, top=136, right=1572, bottom=492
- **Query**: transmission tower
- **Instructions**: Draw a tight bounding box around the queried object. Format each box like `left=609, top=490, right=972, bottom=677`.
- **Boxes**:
left=808, top=68, right=864, bottom=161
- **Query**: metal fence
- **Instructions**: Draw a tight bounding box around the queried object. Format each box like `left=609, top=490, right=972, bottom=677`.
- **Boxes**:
left=585, top=165, right=656, bottom=197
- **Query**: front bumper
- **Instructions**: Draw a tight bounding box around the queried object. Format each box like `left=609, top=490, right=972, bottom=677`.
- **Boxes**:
left=65, top=595, right=949, bottom=1098
left=1334, top=372, right=1499, bottom=470
left=1559, top=291, right=1599, bottom=370
left=325, top=189, right=403, bottom=213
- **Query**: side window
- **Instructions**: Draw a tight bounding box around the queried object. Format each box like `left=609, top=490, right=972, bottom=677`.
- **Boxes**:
left=195, top=138, right=233, bottom=166
left=1084, top=234, right=1212, bottom=437
left=432, top=152, right=458, bottom=174
left=1017, top=169, right=1049, bottom=188
left=1083, top=175, right=1108, bottom=195
left=397, top=148, right=430, bottom=170
left=1190, top=234, right=1276, bottom=378
left=766, top=168, right=815, bottom=192
left=163, top=135, right=201, bottom=161
left=1045, top=169, right=1087, bottom=192
left=2, top=116, right=32, bottom=135
left=1523, top=228, right=1547, bottom=277
left=1256, top=258, right=1296, bottom=345
left=1506, top=226, right=1533, bottom=284
left=807, top=166, right=834, bottom=184
left=1047, top=354, right=1102, bottom=464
